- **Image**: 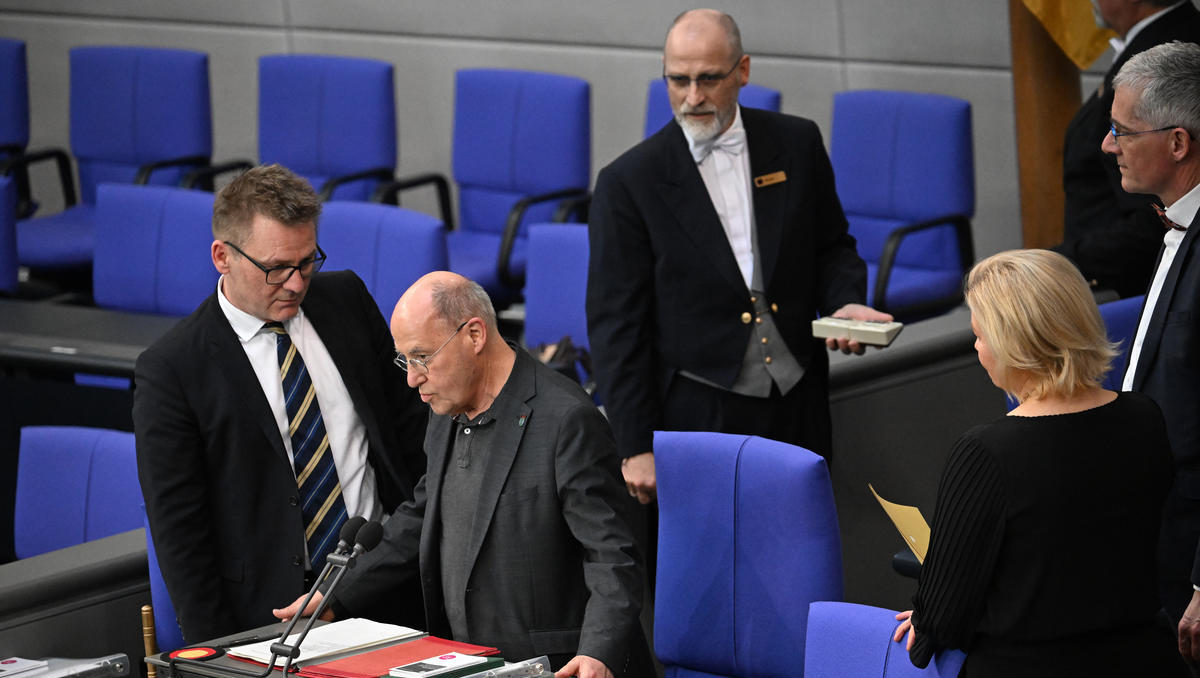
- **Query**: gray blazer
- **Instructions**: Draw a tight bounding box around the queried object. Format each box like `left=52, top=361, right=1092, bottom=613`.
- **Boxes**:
left=332, top=347, right=650, bottom=674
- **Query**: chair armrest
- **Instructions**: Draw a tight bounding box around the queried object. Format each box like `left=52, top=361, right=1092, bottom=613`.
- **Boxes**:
left=874, top=213, right=974, bottom=319
left=133, top=155, right=211, bottom=185
left=181, top=159, right=254, bottom=191
left=552, top=192, right=591, bottom=223
left=1, top=145, right=35, bottom=219
left=892, top=549, right=921, bottom=579
left=0, top=147, right=77, bottom=211
left=498, top=187, right=589, bottom=289
left=371, top=173, right=454, bottom=230
left=316, top=167, right=394, bottom=202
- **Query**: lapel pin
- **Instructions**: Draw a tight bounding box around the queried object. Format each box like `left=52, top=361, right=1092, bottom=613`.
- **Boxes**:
left=518, top=415, right=527, bottom=428
left=754, top=171, right=787, bottom=187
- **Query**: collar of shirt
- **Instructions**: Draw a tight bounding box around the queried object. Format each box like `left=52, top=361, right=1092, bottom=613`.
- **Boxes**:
left=685, top=105, right=746, bottom=164
left=1109, top=1, right=1185, bottom=59
left=216, top=275, right=307, bottom=342
left=1166, top=181, right=1200, bottom=231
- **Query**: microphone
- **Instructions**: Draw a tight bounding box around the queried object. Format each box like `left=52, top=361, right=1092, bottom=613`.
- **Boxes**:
left=266, top=520, right=386, bottom=673
left=337, top=516, right=368, bottom=555
left=351, top=520, right=383, bottom=555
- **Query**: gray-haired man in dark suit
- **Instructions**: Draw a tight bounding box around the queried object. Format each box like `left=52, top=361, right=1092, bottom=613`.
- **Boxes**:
left=276, top=271, right=651, bottom=678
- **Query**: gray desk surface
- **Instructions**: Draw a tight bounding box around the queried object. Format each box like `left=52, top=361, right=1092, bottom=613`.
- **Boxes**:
left=0, top=300, right=180, bottom=376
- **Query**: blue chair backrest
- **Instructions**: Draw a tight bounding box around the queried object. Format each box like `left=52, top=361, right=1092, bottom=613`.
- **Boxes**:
left=452, top=69, right=590, bottom=238
left=830, top=90, right=974, bottom=272
left=805, top=601, right=966, bottom=678
left=0, top=176, right=16, bottom=293
left=143, top=504, right=185, bottom=652
left=70, top=46, right=212, bottom=205
left=1099, top=295, right=1145, bottom=391
left=655, top=431, right=843, bottom=678
left=319, top=200, right=447, bottom=317
left=14, top=426, right=141, bottom=559
left=644, top=79, right=781, bottom=139
left=94, top=184, right=218, bottom=315
left=523, top=223, right=590, bottom=349
left=0, top=38, right=29, bottom=153
left=259, top=54, right=396, bottom=201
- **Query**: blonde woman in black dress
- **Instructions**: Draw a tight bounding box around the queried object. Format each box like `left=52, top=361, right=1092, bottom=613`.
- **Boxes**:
left=892, top=249, right=1184, bottom=677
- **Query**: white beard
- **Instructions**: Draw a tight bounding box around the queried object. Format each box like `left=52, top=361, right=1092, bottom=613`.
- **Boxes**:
left=675, top=103, right=733, bottom=143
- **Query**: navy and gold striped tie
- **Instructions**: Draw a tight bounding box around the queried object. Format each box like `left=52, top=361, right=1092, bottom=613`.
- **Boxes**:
left=264, top=322, right=347, bottom=571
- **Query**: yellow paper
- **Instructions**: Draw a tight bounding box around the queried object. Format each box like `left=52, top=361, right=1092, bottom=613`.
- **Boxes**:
left=869, top=483, right=930, bottom=564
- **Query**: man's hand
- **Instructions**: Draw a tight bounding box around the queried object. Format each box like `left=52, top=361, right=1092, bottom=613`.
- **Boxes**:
left=1179, top=590, right=1200, bottom=662
left=554, top=655, right=613, bottom=678
left=892, top=609, right=916, bottom=651
left=621, top=452, right=656, bottom=504
left=825, top=303, right=894, bottom=355
left=272, top=591, right=334, bottom=623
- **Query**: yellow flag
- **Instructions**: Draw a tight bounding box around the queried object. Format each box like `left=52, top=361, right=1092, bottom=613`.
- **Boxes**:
left=1023, top=0, right=1117, bottom=69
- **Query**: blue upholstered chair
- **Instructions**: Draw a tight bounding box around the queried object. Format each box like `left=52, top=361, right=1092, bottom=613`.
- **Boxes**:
left=0, top=38, right=30, bottom=217
left=318, top=200, right=447, bottom=317
left=93, top=184, right=217, bottom=315
left=3, top=46, right=212, bottom=272
left=1098, top=295, right=1145, bottom=391
left=143, top=504, right=184, bottom=652
left=375, top=68, right=590, bottom=306
left=830, top=90, right=975, bottom=321
left=187, top=54, right=396, bottom=201
left=0, top=176, right=16, bottom=294
left=644, top=79, right=781, bottom=139
left=654, top=431, right=843, bottom=678
left=14, top=426, right=141, bottom=559
left=523, top=223, right=590, bottom=350
left=804, top=602, right=966, bottom=678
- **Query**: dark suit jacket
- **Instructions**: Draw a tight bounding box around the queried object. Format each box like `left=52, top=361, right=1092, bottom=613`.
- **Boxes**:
left=331, top=348, right=649, bottom=675
left=1056, top=2, right=1200, bottom=298
left=586, top=107, right=866, bottom=458
left=1128, top=207, right=1200, bottom=619
left=134, top=271, right=427, bottom=643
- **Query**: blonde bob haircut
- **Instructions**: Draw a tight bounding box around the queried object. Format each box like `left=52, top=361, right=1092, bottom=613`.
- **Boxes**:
left=965, top=249, right=1117, bottom=401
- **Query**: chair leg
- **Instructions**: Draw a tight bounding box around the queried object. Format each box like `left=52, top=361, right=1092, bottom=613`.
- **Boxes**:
left=141, top=604, right=158, bottom=678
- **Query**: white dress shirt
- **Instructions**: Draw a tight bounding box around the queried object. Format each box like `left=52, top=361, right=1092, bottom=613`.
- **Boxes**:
left=217, top=278, right=381, bottom=531
left=1123, top=182, right=1200, bottom=390
left=688, top=107, right=756, bottom=290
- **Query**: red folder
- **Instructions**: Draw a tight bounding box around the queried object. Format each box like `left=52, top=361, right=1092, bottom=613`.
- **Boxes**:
left=297, top=637, right=500, bottom=678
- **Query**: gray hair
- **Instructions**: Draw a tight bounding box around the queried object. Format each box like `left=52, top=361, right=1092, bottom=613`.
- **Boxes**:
left=667, top=9, right=744, bottom=59
left=429, top=276, right=497, bottom=332
left=1112, top=41, right=1200, bottom=139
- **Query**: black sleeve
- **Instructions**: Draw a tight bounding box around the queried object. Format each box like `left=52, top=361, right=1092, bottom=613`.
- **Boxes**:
left=909, top=433, right=1006, bottom=668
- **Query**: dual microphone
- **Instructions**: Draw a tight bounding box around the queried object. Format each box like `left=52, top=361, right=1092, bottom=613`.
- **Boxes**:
left=329, top=516, right=384, bottom=563
left=169, top=516, right=385, bottom=678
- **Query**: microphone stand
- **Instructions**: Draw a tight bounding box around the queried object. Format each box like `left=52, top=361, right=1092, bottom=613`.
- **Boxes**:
left=168, top=552, right=358, bottom=678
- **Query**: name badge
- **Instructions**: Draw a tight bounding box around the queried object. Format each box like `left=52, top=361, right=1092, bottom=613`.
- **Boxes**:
left=754, top=171, right=787, bottom=188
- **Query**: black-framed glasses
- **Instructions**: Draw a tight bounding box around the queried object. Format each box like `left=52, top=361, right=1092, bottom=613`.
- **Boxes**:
left=394, top=320, right=469, bottom=373
left=1109, top=122, right=1178, bottom=140
left=224, top=241, right=326, bottom=285
left=663, top=57, right=743, bottom=91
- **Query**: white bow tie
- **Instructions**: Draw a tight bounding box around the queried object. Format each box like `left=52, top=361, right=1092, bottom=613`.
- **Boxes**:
left=690, top=127, right=746, bottom=164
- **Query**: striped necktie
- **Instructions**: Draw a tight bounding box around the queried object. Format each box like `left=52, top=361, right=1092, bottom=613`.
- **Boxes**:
left=264, top=322, right=347, bottom=571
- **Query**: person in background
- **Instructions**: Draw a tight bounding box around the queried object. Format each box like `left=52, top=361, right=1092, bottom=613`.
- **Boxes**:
left=1053, top=0, right=1200, bottom=297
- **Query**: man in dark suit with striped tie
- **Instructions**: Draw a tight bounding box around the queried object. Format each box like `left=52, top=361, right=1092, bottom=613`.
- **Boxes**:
left=1106, top=41, right=1200, bottom=664
left=134, top=164, right=427, bottom=643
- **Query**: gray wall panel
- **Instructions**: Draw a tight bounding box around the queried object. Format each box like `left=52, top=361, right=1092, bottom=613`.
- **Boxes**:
left=842, top=0, right=1011, bottom=68
left=0, top=2, right=284, bottom=26
left=286, top=0, right=842, bottom=57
